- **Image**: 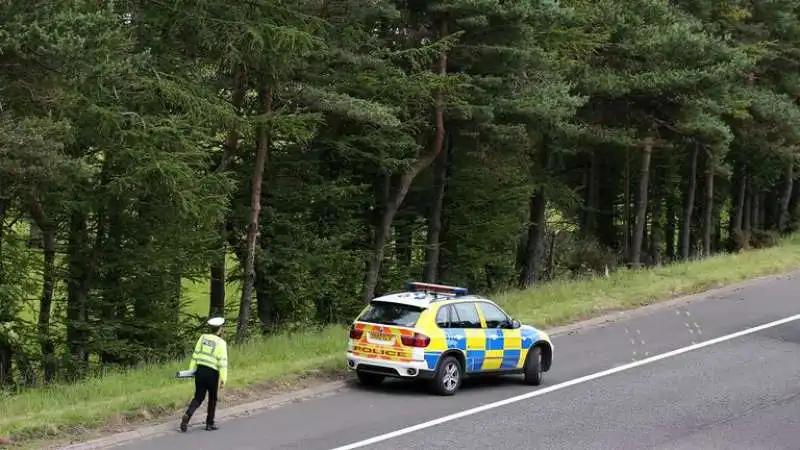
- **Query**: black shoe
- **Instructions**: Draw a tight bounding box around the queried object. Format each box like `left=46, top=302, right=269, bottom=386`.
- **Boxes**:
left=180, top=414, right=190, bottom=432
left=205, top=424, right=218, bottom=431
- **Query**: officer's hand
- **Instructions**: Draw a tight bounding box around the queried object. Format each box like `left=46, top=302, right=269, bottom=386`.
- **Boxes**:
left=219, top=381, right=225, bottom=390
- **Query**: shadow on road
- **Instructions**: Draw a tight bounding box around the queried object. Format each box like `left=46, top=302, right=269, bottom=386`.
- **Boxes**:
left=345, top=374, right=528, bottom=396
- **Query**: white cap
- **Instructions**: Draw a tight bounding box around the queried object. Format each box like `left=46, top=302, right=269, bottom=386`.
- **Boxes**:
left=207, top=317, right=225, bottom=327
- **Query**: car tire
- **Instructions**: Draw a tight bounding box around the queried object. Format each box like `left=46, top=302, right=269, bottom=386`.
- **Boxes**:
left=356, top=371, right=385, bottom=386
left=523, top=346, right=543, bottom=386
left=430, top=355, right=462, bottom=396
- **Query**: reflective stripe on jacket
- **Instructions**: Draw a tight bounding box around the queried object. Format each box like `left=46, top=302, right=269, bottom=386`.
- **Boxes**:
left=188, top=333, right=228, bottom=383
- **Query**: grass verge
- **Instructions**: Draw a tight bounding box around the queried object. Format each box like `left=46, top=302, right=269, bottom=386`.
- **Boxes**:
left=4, top=235, right=800, bottom=443
left=498, top=235, right=800, bottom=325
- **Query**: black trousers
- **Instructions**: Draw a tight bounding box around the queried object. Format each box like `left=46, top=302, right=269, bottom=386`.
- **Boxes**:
left=184, top=364, right=220, bottom=425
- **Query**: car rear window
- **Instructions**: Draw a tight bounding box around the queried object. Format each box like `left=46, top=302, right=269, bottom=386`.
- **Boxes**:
left=358, top=302, right=424, bottom=327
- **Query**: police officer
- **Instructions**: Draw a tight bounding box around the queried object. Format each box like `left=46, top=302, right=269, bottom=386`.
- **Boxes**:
left=180, top=316, right=228, bottom=432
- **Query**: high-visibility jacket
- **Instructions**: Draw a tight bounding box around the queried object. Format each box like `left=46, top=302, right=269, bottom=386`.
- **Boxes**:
left=188, top=333, right=228, bottom=384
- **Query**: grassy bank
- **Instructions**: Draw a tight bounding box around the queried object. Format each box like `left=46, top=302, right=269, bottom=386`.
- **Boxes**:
left=4, top=235, right=800, bottom=442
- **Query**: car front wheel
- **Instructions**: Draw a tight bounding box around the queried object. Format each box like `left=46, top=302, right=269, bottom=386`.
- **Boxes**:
left=523, top=346, right=543, bottom=385
left=430, top=355, right=462, bottom=396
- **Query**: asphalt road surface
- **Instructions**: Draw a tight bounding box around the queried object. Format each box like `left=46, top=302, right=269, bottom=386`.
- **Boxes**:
left=113, top=273, right=800, bottom=450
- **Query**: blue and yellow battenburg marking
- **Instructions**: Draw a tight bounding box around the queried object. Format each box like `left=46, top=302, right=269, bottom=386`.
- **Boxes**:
left=423, top=326, right=539, bottom=372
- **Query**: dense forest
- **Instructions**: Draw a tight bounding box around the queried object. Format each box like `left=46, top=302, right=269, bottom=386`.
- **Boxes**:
left=2, top=0, right=800, bottom=389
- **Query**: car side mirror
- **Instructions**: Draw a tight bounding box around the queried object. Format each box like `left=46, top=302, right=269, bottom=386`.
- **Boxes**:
left=510, top=319, right=521, bottom=329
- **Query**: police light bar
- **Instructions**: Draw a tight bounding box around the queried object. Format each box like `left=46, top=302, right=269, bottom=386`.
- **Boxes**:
left=405, top=281, right=468, bottom=297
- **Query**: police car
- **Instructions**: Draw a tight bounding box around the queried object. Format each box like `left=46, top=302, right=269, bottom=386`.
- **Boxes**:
left=346, top=282, right=554, bottom=395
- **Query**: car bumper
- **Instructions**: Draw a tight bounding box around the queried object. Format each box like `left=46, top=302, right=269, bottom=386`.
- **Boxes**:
left=346, top=352, right=435, bottom=379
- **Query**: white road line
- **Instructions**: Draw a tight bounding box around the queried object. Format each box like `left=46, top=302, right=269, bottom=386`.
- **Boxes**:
left=330, top=312, right=800, bottom=450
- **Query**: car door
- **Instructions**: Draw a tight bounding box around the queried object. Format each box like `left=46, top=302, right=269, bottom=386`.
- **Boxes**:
left=428, top=304, right=457, bottom=370
left=449, top=302, right=486, bottom=373
left=477, top=301, right=523, bottom=370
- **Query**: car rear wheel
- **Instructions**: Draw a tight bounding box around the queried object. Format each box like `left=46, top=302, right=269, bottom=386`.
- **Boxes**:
left=523, top=346, right=543, bottom=386
left=356, top=370, right=385, bottom=386
left=430, top=355, right=462, bottom=396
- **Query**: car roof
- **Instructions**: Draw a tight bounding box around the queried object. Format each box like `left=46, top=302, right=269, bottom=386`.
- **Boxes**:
left=370, top=292, right=494, bottom=310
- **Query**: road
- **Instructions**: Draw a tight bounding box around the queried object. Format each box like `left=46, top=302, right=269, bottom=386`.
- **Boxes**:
left=110, top=272, right=800, bottom=450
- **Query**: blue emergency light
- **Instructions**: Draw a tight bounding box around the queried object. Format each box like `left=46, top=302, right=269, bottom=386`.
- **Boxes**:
left=405, top=281, right=468, bottom=297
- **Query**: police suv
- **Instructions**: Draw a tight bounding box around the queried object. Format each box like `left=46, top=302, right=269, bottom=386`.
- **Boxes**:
left=346, top=282, right=554, bottom=395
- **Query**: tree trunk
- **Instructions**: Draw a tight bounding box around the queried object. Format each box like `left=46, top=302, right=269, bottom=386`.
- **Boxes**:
left=364, top=179, right=401, bottom=301
left=15, top=352, right=36, bottom=387
left=751, top=190, right=760, bottom=229
left=743, top=180, right=752, bottom=232
left=0, top=199, right=12, bottom=387
left=583, top=149, right=599, bottom=238
left=254, top=263, right=275, bottom=333
left=731, top=169, right=746, bottom=235
left=623, top=147, right=631, bottom=259
left=520, top=139, right=551, bottom=288
left=713, top=203, right=722, bottom=252
left=363, top=18, right=449, bottom=302
left=680, top=145, right=699, bottom=259
left=435, top=142, right=456, bottom=282
left=642, top=206, right=650, bottom=262
left=209, top=66, right=246, bottom=319
left=423, top=133, right=449, bottom=282
left=27, top=217, right=41, bottom=249
left=66, top=211, right=91, bottom=379
left=596, top=154, right=616, bottom=249
left=209, top=261, right=226, bottom=318
left=778, top=159, right=794, bottom=232
left=763, top=186, right=778, bottom=230
left=38, top=229, right=56, bottom=383
left=630, top=139, right=653, bottom=268
left=0, top=344, right=9, bottom=387
left=789, top=174, right=800, bottom=230
left=100, top=206, right=124, bottom=366
left=702, top=153, right=714, bottom=258
left=237, top=86, right=272, bottom=340
left=546, top=230, right=558, bottom=280
left=520, top=187, right=547, bottom=288
left=29, top=200, right=56, bottom=383
left=650, top=169, right=663, bottom=266
left=665, top=190, right=676, bottom=261
left=395, top=217, right=413, bottom=271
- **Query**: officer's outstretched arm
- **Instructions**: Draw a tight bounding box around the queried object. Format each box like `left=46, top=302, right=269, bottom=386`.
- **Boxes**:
left=217, top=340, right=228, bottom=387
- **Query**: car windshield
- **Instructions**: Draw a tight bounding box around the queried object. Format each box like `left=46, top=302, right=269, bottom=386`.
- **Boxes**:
left=358, top=301, right=423, bottom=327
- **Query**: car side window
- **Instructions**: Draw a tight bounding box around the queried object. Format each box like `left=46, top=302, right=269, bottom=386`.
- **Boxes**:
left=451, top=303, right=482, bottom=328
left=436, top=305, right=453, bottom=328
left=478, top=302, right=509, bottom=328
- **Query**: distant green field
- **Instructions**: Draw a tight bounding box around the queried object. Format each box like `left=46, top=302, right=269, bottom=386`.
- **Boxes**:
left=16, top=251, right=241, bottom=327
left=179, top=255, right=243, bottom=317
left=4, top=234, right=800, bottom=444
